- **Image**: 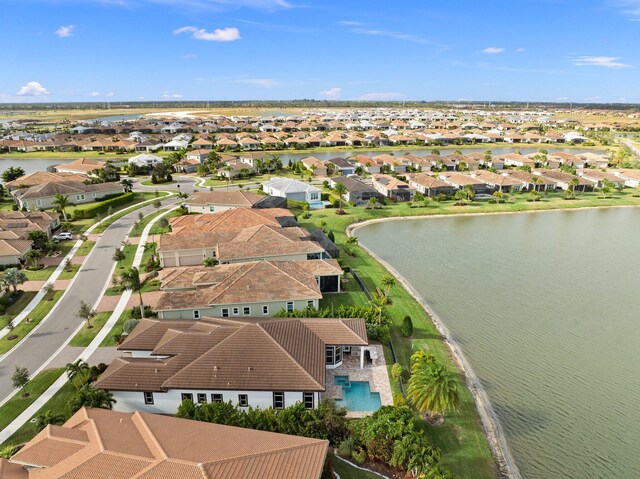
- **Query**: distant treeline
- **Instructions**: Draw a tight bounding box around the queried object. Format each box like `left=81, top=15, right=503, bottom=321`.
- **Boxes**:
left=1, top=100, right=639, bottom=112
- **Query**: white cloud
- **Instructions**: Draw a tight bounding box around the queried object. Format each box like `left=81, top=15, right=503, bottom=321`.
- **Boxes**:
left=239, top=78, right=278, bottom=87
left=162, top=91, right=183, bottom=98
left=356, top=92, right=404, bottom=101
left=319, top=87, right=342, bottom=100
left=75, top=0, right=290, bottom=10
left=482, top=47, right=504, bottom=54
left=17, top=81, right=50, bottom=96
left=337, top=20, right=364, bottom=26
left=106, top=91, right=114, bottom=97
left=616, top=0, right=640, bottom=19
left=572, top=56, right=630, bottom=68
left=515, top=48, right=525, bottom=53
left=174, top=25, right=240, bottom=41
left=55, top=25, right=75, bottom=38
left=351, top=27, right=431, bottom=45
left=88, top=91, right=101, bottom=97
left=182, top=53, right=198, bottom=59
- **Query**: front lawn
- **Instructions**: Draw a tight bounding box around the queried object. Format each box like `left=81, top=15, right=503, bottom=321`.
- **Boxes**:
left=75, top=240, right=96, bottom=257
left=99, top=309, right=131, bottom=347
left=0, top=291, right=38, bottom=329
left=0, top=368, right=65, bottom=433
left=68, top=311, right=113, bottom=347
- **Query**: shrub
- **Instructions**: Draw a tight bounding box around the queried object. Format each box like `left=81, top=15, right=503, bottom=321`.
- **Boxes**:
left=337, top=437, right=356, bottom=458
left=72, top=192, right=134, bottom=220
left=401, top=315, right=414, bottom=337
left=351, top=447, right=366, bottom=464
left=130, top=306, right=156, bottom=319
left=391, top=363, right=403, bottom=383
left=393, top=392, right=406, bottom=407
left=123, top=318, right=140, bottom=334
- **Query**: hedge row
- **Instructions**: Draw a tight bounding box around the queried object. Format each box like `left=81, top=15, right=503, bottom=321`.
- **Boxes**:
left=71, top=192, right=135, bottom=220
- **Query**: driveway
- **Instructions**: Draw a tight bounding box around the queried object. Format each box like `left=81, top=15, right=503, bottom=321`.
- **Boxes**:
left=0, top=196, right=180, bottom=404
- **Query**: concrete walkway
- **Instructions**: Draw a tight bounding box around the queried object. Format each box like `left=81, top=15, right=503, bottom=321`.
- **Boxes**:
left=0, top=204, right=181, bottom=444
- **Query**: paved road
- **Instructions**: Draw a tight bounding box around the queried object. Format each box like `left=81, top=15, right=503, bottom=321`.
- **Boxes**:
left=0, top=189, right=186, bottom=404
left=622, top=139, right=640, bottom=158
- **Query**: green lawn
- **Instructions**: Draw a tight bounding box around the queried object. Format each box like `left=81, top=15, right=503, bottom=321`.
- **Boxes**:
left=129, top=208, right=169, bottom=237
left=75, top=240, right=96, bottom=256
left=0, top=368, right=65, bottom=433
left=22, top=266, right=56, bottom=281
left=0, top=291, right=37, bottom=329
left=68, top=311, right=113, bottom=347
left=148, top=208, right=183, bottom=235
left=1, top=381, right=77, bottom=448
left=319, top=274, right=369, bottom=309
left=58, top=263, right=81, bottom=280
left=89, top=192, right=173, bottom=234
left=100, top=309, right=131, bottom=347
left=140, top=179, right=176, bottom=186
left=0, top=290, right=64, bottom=354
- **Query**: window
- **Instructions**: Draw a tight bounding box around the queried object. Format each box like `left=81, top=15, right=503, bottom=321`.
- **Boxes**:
left=243, top=306, right=251, bottom=316
left=262, top=305, right=269, bottom=315
left=286, top=302, right=294, bottom=312
left=75, top=194, right=85, bottom=201
left=197, top=393, right=207, bottom=404
left=144, top=392, right=154, bottom=405
left=92, top=193, right=97, bottom=198
left=193, top=310, right=200, bottom=320
left=238, top=394, right=249, bottom=407
left=335, top=346, right=342, bottom=364
left=181, top=393, right=193, bottom=402
left=307, top=300, right=314, bottom=308
left=326, top=346, right=334, bottom=365
left=232, top=307, right=239, bottom=316
left=273, top=392, right=285, bottom=409
left=221, top=308, right=229, bottom=317
left=303, top=392, right=314, bottom=409
left=309, top=192, right=319, bottom=201
left=211, top=393, right=223, bottom=403
left=36, top=199, right=42, bottom=207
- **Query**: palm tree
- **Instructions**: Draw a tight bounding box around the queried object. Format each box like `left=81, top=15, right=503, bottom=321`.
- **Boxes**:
left=121, top=267, right=158, bottom=319
left=410, top=351, right=436, bottom=373
left=52, top=194, right=72, bottom=221
left=366, top=197, right=379, bottom=209
left=333, top=182, right=347, bottom=210
left=120, top=178, right=134, bottom=192
left=0, top=445, right=17, bottom=459
left=2, top=268, right=27, bottom=294
left=34, top=410, right=65, bottom=430
left=143, top=241, right=158, bottom=263
left=408, top=362, right=460, bottom=418
left=492, top=190, right=504, bottom=203
left=368, top=291, right=387, bottom=324
left=65, top=359, right=90, bottom=389
left=381, top=275, right=396, bottom=299
left=25, top=249, right=43, bottom=268
left=70, top=385, right=116, bottom=412
left=203, top=256, right=216, bottom=267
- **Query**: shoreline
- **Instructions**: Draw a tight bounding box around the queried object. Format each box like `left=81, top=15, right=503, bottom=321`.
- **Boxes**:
left=348, top=227, right=521, bottom=479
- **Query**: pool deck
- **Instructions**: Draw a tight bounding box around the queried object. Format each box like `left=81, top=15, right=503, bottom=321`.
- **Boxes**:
left=323, top=344, right=393, bottom=418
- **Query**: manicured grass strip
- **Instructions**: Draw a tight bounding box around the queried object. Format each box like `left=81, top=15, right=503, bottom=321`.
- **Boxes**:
left=0, top=368, right=65, bottom=433
left=140, top=179, right=176, bottom=186
left=129, top=208, right=169, bottom=237
left=328, top=453, right=381, bottom=479
left=99, top=309, right=132, bottom=347
left=67, top=311, right=113, bottom=347
left=0, top=291, right=64, bottom=354
left=0, top=292, right=38, bottom=329
left=1, top=381, right=77, bottom=448
left=91, top=192, right=172, bottom=234
left=22, top=267, right=56, bottom=281
left=148, top=208, right=183, bottom=235
left=75, top=240, right=96, bottom=257
left=58, top=263, right=81, bottom=280
left=319, top=275, right=369, bottom=309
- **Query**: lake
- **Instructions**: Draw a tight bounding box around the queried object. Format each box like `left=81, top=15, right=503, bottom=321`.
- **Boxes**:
left=355, top=208, right=640, bottom=479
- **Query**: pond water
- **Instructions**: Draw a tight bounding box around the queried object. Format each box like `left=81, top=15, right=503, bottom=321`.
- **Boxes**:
left=355, top=208, right=640, bottom=479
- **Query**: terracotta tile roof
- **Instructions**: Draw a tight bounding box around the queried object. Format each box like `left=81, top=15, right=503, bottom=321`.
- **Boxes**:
left=12, top=407, right=328, bottom=479
left=156, top=260, right=325, bottom=309
left=55, top=158, right=105, bottom=173
left=169, top=208, right=296, bottom=234
left=472, top=170, right=521, bottom=187
left=13, top=181, right=123, bottom=200
left=405, top=173, right=451, bottom=189
left=99, top=316, right=367, bottom=394
left=0, top=239, right=31, bottom=256
left=186, top=190, right=265, bottom=207
left=5, top=171, right=86, bottom=189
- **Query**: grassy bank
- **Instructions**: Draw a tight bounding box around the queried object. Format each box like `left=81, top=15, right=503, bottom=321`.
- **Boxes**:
left=0, top=369, right=65, bottom=432
left=0, top=292, right=37, bottom=329
left=68, top=311, right=113, bottom=347
left=90, top=191, right=173, bottom=234
left=0, top=291, right=64, bottom=354
left=99, top=309, right=131, bottom=347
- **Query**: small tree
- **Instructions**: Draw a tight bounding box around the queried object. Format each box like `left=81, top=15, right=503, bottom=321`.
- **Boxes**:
left=381, top=274, right=396, bottom=299
left=52, top=194, right=72, bottom=221
left=25, top=249, right=43, bottom=268
left=12, top=366, right=30, bottom=397
left=34, top=410, right=65, bottom=431
left=65, top=359, right=90, bottom=389
left=153, top=200, right=162, bottom=209
left=203, top=256, right=216, bottom=267
left=333, top=182, right=347, bottom=210
left=2, top=268, right=27, bottom=294
left=391, top=362, right=404, bottom=383
left=76, top=301, right=96, bottom=329
left=113, top=247, right=126, bottom=262
left=158, top=217, right=170, bottom=231
left=121, top=267, right=158, bottom=319
left=401, top=315, right=414, bottom=337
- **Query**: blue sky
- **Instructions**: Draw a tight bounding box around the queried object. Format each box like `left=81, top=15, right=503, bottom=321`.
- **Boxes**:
left=2, top=0, right=640, bottom=103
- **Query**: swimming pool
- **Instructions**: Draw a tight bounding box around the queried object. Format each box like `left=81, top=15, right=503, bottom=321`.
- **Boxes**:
left=334, top=375, right=382, bottom=412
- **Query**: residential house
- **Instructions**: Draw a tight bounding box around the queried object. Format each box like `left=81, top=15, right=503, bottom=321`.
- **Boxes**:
left=328, top=176, right=384, bottom=206
left=0, top=211, right=60, bottom=237
left=326, top=157, right=356, bottom=176
left=373, top=154, right=407, bottom=173
left=12, top=181, right=124, bottom=211
left=262, top=177, right=323, bottom=207
left=186, top=149, right=211, bottom=163
left=498, top=153, right=537, bottom=169
left=300, top=157, right=328, bottom=177
left=371, top=174, right=414, bottom=201
left=128, top=153, right=163, bottom=169
left=154, top=259, right=343, bottom=319
left=405, top=173, right=454, bottom=197
left=504, top=169, right=556, bottom=191
left=95, top=316, right=367, bottom=414
left=54, top=157, right=105, bottom=176
left=3, top=171, right=85, bottom=191
left=184, top=190, right=286, bottom=214
left=470, top=170, right=523, bottom=192
left=438, top=172, right=489, bottom=194
left=158, top=224, right=328, bottom=267
left=533, top=170, right=593, bottom=191
left=3, top=407, right=328, bottom=479
left=578, top=170, right=625, bottom=188
left=613, top=169, right=640, bottom=188
left=173, top=158, right=200, bottom=173
left=350, top=155, right=381, bottom=174
left=169, top=208, right=298, bottom=235
left=0, top=239, right=31, bottom=266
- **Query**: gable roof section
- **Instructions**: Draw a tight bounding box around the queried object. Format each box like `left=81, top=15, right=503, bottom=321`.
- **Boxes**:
left=9, top=407, right=327, bottom=479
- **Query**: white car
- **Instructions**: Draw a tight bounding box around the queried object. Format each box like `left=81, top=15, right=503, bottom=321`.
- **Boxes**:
left=53, top=232, right=73, bottom=241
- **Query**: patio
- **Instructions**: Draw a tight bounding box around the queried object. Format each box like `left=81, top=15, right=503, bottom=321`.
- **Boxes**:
left=323, top=343, right=393, bottom=418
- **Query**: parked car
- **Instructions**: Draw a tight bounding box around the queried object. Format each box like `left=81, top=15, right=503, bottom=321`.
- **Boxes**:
left=53, top=232, right=73, bottom=241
